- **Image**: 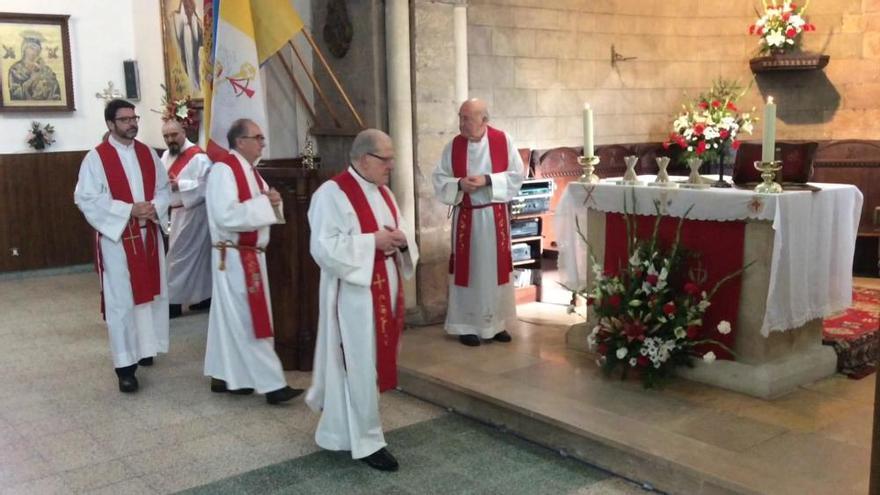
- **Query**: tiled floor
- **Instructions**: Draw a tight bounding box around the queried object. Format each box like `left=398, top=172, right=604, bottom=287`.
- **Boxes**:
left=0, top=271, right=645, bottom=494
left=397, top=278, right=878, bottom=494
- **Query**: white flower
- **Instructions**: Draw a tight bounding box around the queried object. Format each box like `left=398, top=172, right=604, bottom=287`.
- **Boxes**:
left=616, top=347, right=628, bottom=359
left=717, top=320, right=732, bottom=335
left=765, top=30, right=786, bottom=48
left=703, top=351, right=717, bottom=363
left=629, top=251, right=641, bottom=267
left=629, top=358, right=637, bottom=367
left=703, top=126, right=720, bottom=140
left=674, top=327, right=687, bottom=339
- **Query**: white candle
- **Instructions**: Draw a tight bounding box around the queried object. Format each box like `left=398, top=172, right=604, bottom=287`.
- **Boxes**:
left=583, top=103, right=594, bottom=157
left=762, top=96, right=776, bottom=163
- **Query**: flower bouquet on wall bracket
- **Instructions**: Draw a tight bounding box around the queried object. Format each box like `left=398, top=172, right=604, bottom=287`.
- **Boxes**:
left=749, top=1, right=815, bottom=56
left=26, top=121, right=56, bottom=151
left=662, top=79, right=756, bottom=188
left=153, top=84, right=200, bottom=138
left=569, top=199, right=751, bottom=388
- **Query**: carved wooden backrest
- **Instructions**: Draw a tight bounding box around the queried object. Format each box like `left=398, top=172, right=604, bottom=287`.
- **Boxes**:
left=732, top=141, right=818, bottom=184
left=812, top=140, right=880, bottom=234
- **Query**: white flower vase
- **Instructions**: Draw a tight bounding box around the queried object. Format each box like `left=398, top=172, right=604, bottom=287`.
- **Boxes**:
left=621, top=155, right=640, bottom=184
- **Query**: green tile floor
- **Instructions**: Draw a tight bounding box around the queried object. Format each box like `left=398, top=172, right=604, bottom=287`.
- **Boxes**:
left=178, top=414, right=652, bottom=495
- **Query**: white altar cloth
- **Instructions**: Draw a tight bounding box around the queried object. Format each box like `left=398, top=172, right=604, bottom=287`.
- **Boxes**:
left=555, top=176, right=863, bottom=336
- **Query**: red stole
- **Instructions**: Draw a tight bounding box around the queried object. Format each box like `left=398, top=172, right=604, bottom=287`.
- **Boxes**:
left=332, top=170, right=405, bottom=393
left=96, top=140, right=161, bottom=306
left=167, top=144, right=204, bottom=179
left=449, top=126, right=513, bottom=287
left=220, top=153, right=273, bottom=339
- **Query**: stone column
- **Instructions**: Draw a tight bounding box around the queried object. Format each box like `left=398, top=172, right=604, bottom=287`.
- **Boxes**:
left=453, top=4, right=468, bottom=103
left=385, top=0, right=417, bottom=308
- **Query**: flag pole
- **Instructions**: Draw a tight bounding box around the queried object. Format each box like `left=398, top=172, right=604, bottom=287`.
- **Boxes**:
left=300, top=29, right=365, bottom=129
left=274, top=50, right=318, bottom=124
left=287, top=40, right=342, bottom=128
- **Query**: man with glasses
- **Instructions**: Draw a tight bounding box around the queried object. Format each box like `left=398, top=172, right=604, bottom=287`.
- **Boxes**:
left=74, top=99, right=171, bottom=393
left=306, top=129, right=418, bottom=471
left=161, top=119, right=212, bottom=319
left=432, top=98, right=524, bottom=347
left=203, top=118, right=302, bottom=405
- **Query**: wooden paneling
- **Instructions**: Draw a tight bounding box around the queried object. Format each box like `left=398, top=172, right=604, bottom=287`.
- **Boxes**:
left=0, top=151, right=93, bottom=272
left=261, top=163, right=331, bottom=371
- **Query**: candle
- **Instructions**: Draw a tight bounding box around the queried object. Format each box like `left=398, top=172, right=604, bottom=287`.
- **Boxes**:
left=762, top=96, right=776, bottom=163
left=583, top=103, right=594, bottom=157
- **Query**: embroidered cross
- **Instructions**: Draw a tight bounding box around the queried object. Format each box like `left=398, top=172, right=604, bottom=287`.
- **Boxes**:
left=748, top=196, right=765, bottom=214
left=122, top=226, right=140, bottom=255
left=373, top=273, right=386, bottom=291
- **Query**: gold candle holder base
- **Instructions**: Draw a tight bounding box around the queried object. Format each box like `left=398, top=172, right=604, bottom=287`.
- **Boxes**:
left=753, top=160, right=783, bottom=194
left=578, top=155, right=600, bottom=184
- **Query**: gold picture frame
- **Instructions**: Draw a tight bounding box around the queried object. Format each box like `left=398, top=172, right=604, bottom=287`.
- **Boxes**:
left=0, top=13, right=74, bottom=112
left=160, top=0, right=205, bottom=105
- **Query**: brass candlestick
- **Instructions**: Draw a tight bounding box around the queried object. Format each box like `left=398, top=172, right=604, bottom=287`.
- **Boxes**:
left=578, top=155, right=600, bottom=184
left=754, top=160, right=783, bottom=194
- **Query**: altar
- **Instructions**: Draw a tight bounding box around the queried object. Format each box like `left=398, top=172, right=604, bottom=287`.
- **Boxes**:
left=555, top=176, right=864, bottom=398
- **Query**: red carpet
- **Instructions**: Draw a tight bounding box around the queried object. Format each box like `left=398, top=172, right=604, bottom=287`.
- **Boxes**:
left=823, top=287, right=880, bottom=378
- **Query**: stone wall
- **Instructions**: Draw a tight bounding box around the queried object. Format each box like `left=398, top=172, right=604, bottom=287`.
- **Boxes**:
left=467, top=0, right=880, bottom=150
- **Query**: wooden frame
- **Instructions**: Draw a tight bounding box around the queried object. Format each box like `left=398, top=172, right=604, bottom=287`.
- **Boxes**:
left=160, top=0, right=205, bottom=104
left=0, top=13, right=74, bottom=112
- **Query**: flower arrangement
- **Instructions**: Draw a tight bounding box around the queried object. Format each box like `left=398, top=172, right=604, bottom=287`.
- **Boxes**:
left=26, top=121, right=55, bottom=151
left=153, top=84, right=198, bottom=129
left=749, top=1, right=815, bottom=55
left=570, top=206, right=748, bottom=388
left=662, top=79, right=756, bottom=165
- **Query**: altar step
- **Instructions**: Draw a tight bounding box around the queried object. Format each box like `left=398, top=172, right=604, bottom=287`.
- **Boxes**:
left=397, top=319, right=864, bottom=495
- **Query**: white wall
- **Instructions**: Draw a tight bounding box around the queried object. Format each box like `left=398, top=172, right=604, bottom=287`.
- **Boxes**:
left=0, top=0, right=166, bottom=153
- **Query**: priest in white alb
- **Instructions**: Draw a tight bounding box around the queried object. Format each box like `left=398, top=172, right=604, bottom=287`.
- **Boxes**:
left=306, top=129, right=418, bottom=472
left=160, top=119, right=212, bottom=318
left=74, top=99, right=171, bottom=393
left=203, top=118, right=302, bottom=404
left=432, top=98, right=524, bottom=346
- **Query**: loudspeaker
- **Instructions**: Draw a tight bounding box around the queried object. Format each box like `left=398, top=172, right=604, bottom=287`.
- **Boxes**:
left=123, top=60, right=140, bottom=101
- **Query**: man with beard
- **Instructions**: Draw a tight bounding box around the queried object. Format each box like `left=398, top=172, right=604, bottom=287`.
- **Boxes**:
left=161, top=120, right=212, bottom=318
left=75, top=99, right=171, bottom=393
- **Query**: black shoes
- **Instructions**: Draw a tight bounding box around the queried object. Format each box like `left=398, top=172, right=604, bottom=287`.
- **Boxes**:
left=138, top=357, right=154, bottom=366
left=361, top=448, right=399, bottom=472
left=118, top=375, right=139, bottom=393
left=210, top=378, right=254, bottom=395
left=189, top=298, right=211, bottom=311
left=459, top=335, right=481, bottom=347
left=266, top=386, right=304, bottom=405
left=169, top=304, right=182, bottom=319
left=493, top=330, right=512, bottom=343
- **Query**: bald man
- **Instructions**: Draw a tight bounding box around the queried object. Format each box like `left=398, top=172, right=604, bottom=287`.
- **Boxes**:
left=433, top=98, right=524, bottom=347
left=160, top=120, right=212, bottom=318
left=307, top=129, right=419, bottom=471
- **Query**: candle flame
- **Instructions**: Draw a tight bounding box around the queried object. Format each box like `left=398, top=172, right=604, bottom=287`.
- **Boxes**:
left=584, top=103, right=591, bottom=110
left=767, top=96, right=774, bottom=104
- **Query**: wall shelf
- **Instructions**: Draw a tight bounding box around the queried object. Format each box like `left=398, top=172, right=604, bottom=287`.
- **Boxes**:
left=749, top=52, right=829, bottom=73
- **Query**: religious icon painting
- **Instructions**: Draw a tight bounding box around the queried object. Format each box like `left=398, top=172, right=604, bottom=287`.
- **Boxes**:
left=0, top=13, right=74, bottom=112
left=160, top=0, right=206, bottom=104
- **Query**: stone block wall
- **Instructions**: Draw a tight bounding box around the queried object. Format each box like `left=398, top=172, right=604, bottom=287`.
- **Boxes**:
left=467, top=0, right=880, bottom=150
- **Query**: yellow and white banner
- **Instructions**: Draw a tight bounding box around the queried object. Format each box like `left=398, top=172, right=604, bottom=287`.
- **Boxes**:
left=204, top=0, right=303, bottom=161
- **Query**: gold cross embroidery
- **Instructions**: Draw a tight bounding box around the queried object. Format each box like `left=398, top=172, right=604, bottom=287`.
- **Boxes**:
left=122, top=225, right=140, bottom=255
left=373, top=273, right=386, bottom=291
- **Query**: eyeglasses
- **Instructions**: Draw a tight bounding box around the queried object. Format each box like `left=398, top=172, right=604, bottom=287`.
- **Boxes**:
left=240, top=135, right=266, bottom=142
left=367, top=152, right=394, bottom=163
left=114, top=116, right=140, bottom=124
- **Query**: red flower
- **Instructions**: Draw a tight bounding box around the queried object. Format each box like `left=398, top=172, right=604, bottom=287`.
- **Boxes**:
left=786, top=27, right=797, bottom=38
left=748, top=25, right=756, bottom=35
left=782, top=12, right=791, bottom=21
left=676, top=135, right=687, bottom=148
left=663, top=302, right=676, bottom=316
left=662, top=140, right=671, bottom=150
left=693, top=123, right=705, bottom=136
left=597, top=343, right=608, bottom=355
left=686, top=325, right=700, bottom=339
left=732, top=140, right=741, bottom=150
left=698, top=101, right=709, bottom=110
left=719, top=129, right=730, bottom=140
left=684, top=282, right=700, bottom=296
left=804, top=23, right=815, bottom=32
left=790, top=3, right=797, bottom=10
left=623, top=320, right=647, bottom=342
left=586, top=296, right=595, bottom=306
left=696, top=141, right=707, bottom=155
left=757, top=26, right=764, bottom=35
left=711, top=100, right=721, bottom=108
left=726, top=101, right=738, bottom=111
left=607, top=294, right=622, bottom=309
left=637, top=356, right=650, bottom=368
left=646, top=274, right=659, bottom=286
